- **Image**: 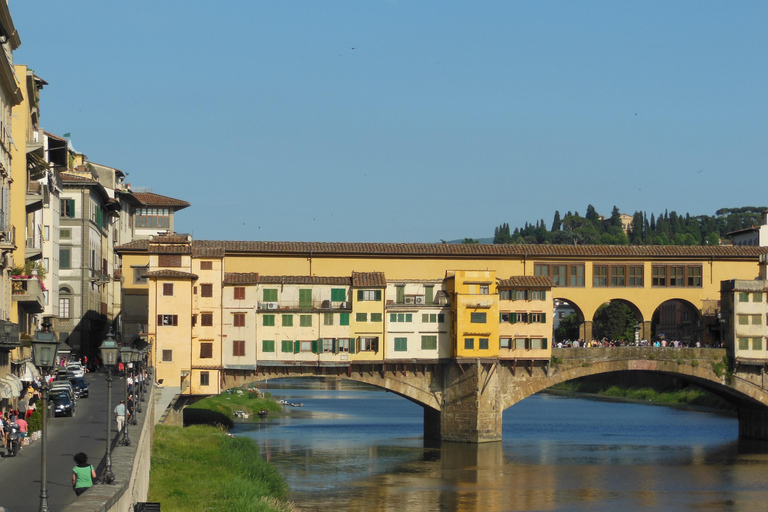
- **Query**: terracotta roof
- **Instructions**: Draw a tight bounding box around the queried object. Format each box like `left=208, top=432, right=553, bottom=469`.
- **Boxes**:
left=116, top=239, right=149, bottom=251
left=142, top=270, right=198, bottom=279
left=148, top=245, right=190, bottom=254
left=259, top=275, right=351, bottom=285
left=192, top=244, right=225, bottom=259
left=352, top=271, right=386, bottom=287
left=116, top=238, right=768, bottom=260
left=132, top=192, right=190, bottom=209
left=149, top=235, right=190, bottom=244
left=223, top=273, right=259, bottom=285
left=498, top=276, right=555, bottom=288
left=61, top=172, right=96, bottom=184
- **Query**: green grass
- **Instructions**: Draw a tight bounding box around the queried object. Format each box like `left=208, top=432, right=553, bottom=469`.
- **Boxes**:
left=185, top=388, right=283, bottom=427
left=148, top=425, right=294, bottom=512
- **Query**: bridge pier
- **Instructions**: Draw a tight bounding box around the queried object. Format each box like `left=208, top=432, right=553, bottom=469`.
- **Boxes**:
left=580, top=321, right=593, bottom=342
left=738, top=406, right=768, bottom=439
left=425, top=361, right=502, bottom=443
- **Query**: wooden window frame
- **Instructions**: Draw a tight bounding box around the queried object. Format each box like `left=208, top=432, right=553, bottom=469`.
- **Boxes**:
left=201, top=284, right=213, bottom=298
left=201, top=313, right=213, bottom=327
left=651, top=265, right=702, bottom=288
left=162, top=283, right=174, bottom=296
left=535, top=263, right=585, bottom=287
left=200, top=261, right=213, bottom=270
left=158, top=254, right=182, bottom=268
left=234, top=287, right=245, bottom=300
left=233, top=340, right=245, bottom=357
left=233, top=313, right=246, bottom=327
left=199, top=342, right=213, bottom=358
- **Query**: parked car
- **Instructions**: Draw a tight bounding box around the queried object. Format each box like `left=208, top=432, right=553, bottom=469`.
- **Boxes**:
left=66, top=363, right=85, bottom=378
left=49, top=390, right=75, bottom=417
left=69, top=377, right=89, bottom=398
left=50, top=381, right=77, bottom=401
left=55, top=369, right=76, bottom=381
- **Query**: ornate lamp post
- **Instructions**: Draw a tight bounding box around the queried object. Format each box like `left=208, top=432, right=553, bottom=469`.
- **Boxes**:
left=132, top=349, right=142, bottom=416
left=119, top=345, right=133, bottom=445
left=99, top=329, right=119, bottom=484
left=31, top=321, right=59, bottom=512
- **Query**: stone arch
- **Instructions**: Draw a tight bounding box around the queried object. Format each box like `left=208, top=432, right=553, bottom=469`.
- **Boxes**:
left=553, top=297, right=588, bottom=341
left=650, top=297, right=706, bottom=346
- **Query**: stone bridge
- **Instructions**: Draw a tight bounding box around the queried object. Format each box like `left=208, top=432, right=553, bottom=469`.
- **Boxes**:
left=221, top=348, right=768, bottom=443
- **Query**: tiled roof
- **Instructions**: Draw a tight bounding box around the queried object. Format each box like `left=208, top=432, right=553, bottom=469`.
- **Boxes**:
left=132, top=192, right=190, bottom=209
left=116, top=238, right=768, bottom=260
left=259, top=275, right=351, bottom=285
left=223, top=273, right=259, bottom=285
left=498, top=276, right=555, bottom=288
left=148, top=245, right=190, bottom=254
left=192, top=244, right=225, bottom=259
left=116, top=239, right=149, bottom=251
left=61, top=172, right=97, bottom=184
left=149, top=235, right=190, bottom=244
left=142, top=270, right=198, bottom=279
left=352, top=271, right=386, bottom=287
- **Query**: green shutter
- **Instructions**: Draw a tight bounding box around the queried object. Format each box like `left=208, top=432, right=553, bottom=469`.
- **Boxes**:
left=331, top=288, right=346, bottom=301
left=542, top=338, right=548, bottom=349
left=499, top=313, right=503, bottom=323
left=68, top=199, right=75, bottom=218
left=511, top=313, right=517, bottom=323
left=390, top=313, right=397, bottom=322
left=375, top=290, right=382, bottom=301
left=541, top=312, right=546, bottom=323
left=349, top=338, right=356, bottom=354
left=340, top=313, right=349, bottom=326
left=294, top=340, right=300, bottom=354
left=396, top=286, right=405, bottom=303
left=406, top=314, right=413, bottom=322
left=425, top=286, right=434, bottom=304
left=299, top=289, right=312, bottom=310
left=357, top=290, right=364, bottom=301
left=542, top=290, right=546, bottom=300
left=311, top=339, right=319, bottom=354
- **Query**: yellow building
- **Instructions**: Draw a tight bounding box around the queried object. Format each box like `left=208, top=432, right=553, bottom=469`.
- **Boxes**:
left=446, top=270, right=499, bottom=358
left=498, top=275, right=554, bottom=360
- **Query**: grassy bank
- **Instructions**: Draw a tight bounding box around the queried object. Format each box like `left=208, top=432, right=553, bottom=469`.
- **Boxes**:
left=149, top=425, right=293, bottom=512
left=550, top=381, right=736, bottom=411
left=185, top=388, right=283, bottom=427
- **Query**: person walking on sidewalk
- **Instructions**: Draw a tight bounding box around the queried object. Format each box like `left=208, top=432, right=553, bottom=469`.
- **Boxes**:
left=72, top=452, right=97, bottom=496
left=114, top=400, right=128, bottom=433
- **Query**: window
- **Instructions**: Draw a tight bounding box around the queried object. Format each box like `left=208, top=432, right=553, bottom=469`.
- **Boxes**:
left=322, top=338, right=335, bottom=353
left=479, top=285, right=490, bottom=295
left=593, top=266, right=607, bottom=287
left=158, top=315, right=178, bottom=326
left=396, top=286, right=405, bottom=304
left=331, top=288, right=346, bottom=302
left=359, top=337, right=378, bottom=351
left=61, top=198, right=75, bottom=218
left=370, top=313, right=382, bottom=322
left=687, top=266, right=702, bottom=287
left=300, top=340, right=312, bottom=352
left=514, top=338, right=527, bottom=349
left=200, top=261, right=213, bottom=270
left=738, top=315, right=749, bottom=325
left=470, top=312, right=487, bottom=323
left=281, top=340, right=294, bottom=353
left=421, top=313, right=445, bottom=323
left=234, top=287, right=245, bottom=300
left=611, top=266, right=625, bottom=287
left=535, top=263, right=585, bottom=287
left=282, top=314, right=293, bottom=326
left=158, top=254, right=181, bottom=267
left=464, top=338, right=474, bottom=350
left=500, top=313, right=511, bottom=323
left=752, top=315, right=762, bottom=325
left=233, top=340, right=245, bottom=357
left=529, top=290, right=546, bottom=300
left=499, top=290, right=512, bottom=300
left=629, top=266, right=644, bottom=287
left=340, top=313, right=350, bottom=326
left=133, top=266, right=149, bottom=284
left=652, top=265, right=702, bottom=287
left=421, top=335, right=437, bottom=350
left=390, top=313, right=413, bottom=322
left=394, top=337, right=407, bottom=351
left=753, top=338, right=763, bottom=350
left=60, top=248, right=71, bottom=269
left=162, top=350, right=172, bottom=362
left=201, top=313, right=213, bottom=326
left=263, top=315, right=275, bottom=327
left=529, top=312, right=546, bottom=323
left=163, top=283, right=174, bottom=296
left=500, top=338, right=512, bottom=349
left=136, top=207, right=170, bottom=228
left=263, top=289, right=278, bottom=302
left=200, top=343, right=213, bottom=358
left=324, top=313, right=334, bottom=326
left=738, top=337, right=749, bottom=350
left=739, top=292, right=750, bottom=302
left=425, top=286, right=434, bottom=304
left=338, top=338, right=351, bottom=352
left=201, top=284, right=213, bottom=297
left=59, top=297, right=70, bottom=319
left=356, top=313, right=367, bottom=322
left=300, top=315, right=312, bottom=327
left=200, top=372, right=209, bottom=386
left=754, top=293, right=763, bottom=303
left=530, top=338, right=547, bottom=349
left=359, top=290, right=382, bottom=301
left=60, top=228, right=71, bottom=239
left=479, top=338, right=489, bottom=350
left=262, top=340, right=275, bottom=353
left=233, top=313, right=246, bottom=327
left=299, top=289, right=313, bottom=310
left=669, top=266, right=684, bottom=287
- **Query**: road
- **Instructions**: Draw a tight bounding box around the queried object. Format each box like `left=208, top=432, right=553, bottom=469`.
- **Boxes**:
left=0, top=371, right=132, bottom=512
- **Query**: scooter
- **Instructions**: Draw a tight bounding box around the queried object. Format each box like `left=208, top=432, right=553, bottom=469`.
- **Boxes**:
left=4, top=421, right=21, bottom=457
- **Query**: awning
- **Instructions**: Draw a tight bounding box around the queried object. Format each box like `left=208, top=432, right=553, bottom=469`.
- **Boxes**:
left=3, top=374, right=22, bottom=397
left=0, top=378, right=12, bottom=399
left=20, top=361, right=40, bottom=382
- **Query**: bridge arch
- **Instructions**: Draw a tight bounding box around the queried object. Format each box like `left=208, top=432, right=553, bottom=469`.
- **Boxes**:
left=650, top=298, right=706, bottom=346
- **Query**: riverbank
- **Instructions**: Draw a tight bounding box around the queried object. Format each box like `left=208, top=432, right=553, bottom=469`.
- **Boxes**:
left=184, top=388, right=283, bottom=428
left=148, top=424, right=294, bottom=512
left=546, top=381, right=737, bottom=414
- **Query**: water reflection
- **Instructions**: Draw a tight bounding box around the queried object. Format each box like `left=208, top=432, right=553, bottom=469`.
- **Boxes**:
left=234, top=379, right=768, bottom=511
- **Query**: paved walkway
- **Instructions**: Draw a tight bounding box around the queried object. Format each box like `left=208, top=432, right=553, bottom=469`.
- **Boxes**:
left=0, top=372, right=137, bottom=512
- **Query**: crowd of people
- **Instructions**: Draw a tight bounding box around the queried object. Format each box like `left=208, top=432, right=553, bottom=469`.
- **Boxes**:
left=555, top=338, right=720, bottom=348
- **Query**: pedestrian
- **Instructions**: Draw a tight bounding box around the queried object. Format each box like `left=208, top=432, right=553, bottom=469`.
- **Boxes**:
left=71, top=452, right=97, bottom=496
left=114, top=399, right=128, bottom=432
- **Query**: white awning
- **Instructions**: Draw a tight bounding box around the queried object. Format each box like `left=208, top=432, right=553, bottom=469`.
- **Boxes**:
left=20, top=361, right=40, bottom=382
left=0, top=378, right=12, bottom=399
left=4, top=374, right=22, bottom=396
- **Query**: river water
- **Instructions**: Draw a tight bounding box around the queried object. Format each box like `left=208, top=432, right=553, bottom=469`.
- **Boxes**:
left=231, top=378, right=768, bottom=511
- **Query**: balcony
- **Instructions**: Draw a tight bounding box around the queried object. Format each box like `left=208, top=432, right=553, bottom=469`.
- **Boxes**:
left=257, top=300, right=351, bottom=312
left=26, top=181, right=44, bottom=213
left=12, top=276, right=45, bottom=313
left=25, top=233, right=42, bottom=260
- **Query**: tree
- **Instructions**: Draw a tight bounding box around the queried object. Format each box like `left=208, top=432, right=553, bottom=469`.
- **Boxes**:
left=462, top=238, right=479, bottom=244
left=592, top=301, right=637, bottom=341
left=610, top=206, right=622, bottom=228
left=555, top=313, right=581, bottom=342
left=552, top=211, right=562, bottom=232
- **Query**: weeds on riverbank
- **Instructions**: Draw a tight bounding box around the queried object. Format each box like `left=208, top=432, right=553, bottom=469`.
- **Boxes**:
left=185, top=388, right=283, bottom=427
left=551, top=381, right=735, bottom=411
left=149, top=425, right=293, bottom=512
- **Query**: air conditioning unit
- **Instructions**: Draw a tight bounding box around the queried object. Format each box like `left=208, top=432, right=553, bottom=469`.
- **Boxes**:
left=404, top=297, right=415, bottom=305
left=266, top=302, right=278, bottom=310
left=415, top=296, right=425, bottom=305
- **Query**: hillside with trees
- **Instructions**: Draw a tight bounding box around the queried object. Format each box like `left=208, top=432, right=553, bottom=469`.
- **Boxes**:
left=492, top=206, right=767, bottom=246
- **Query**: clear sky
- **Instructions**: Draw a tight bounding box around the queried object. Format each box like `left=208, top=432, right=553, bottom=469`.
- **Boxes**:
left=9, top=1, right=768, bottom=243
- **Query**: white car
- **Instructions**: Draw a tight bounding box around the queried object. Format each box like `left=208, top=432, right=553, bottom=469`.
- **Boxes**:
left=66, top=363, right=85, bottom=378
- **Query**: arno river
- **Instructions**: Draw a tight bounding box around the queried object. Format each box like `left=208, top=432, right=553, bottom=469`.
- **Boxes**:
left=231, top=378, right=768, bottom=511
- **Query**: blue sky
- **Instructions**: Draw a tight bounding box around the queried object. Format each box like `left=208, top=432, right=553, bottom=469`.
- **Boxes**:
left=10, top=1, right=768, bottom=243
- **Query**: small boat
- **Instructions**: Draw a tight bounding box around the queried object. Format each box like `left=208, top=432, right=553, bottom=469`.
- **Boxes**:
left=234, top=410, right=249, bottom=418
left=257, top=409, right=268, bottom=417
left=290, top=402, right=303, bottom=407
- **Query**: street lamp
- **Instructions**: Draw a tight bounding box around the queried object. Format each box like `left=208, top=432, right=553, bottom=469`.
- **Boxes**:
left=119, top=345, right=133, bottom=445
left=99, top=329, right=119, bottom=484
left=132, top=349, right=142, bottom=415
left=31, top=322, right=58, bottom=512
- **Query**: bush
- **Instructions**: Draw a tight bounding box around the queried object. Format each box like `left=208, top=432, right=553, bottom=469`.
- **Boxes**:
left=28, top=409, right=42, bottom=433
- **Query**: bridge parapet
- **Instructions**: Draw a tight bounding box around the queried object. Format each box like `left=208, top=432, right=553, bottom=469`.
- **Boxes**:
left=553, top=347, right=726, bottom=366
